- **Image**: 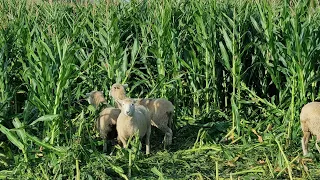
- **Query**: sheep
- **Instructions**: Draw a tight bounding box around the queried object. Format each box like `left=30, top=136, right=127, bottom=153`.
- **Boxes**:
left=116, top=98, right=151, bottom=154
left=109, top=83, right=174, bottom=146
left=300, top=102, right=320, bottom=156
left=86, top=90, right=121, bottom=152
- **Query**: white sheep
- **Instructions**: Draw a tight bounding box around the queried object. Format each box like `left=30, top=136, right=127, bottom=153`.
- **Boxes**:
left=300, top=102, right=320, bottom=156
left=86, top=90, right=121, bottom=152
left=109, top=83, right=174, bottom=146
left=116, top=98, right=151, bottom=154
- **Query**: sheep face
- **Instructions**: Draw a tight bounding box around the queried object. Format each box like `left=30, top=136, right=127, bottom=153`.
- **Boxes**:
left=109, top=83, right=128, bottom=100
left=86, top=91, right=96, bottom=104
left=119, top=99, right=135, bottom=117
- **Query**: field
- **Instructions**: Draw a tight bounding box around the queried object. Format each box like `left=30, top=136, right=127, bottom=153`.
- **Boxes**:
left=1, top=0, right=320, bottom=179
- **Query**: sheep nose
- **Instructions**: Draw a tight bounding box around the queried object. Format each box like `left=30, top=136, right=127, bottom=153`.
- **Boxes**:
left=126, top=111, right=130, bottom=114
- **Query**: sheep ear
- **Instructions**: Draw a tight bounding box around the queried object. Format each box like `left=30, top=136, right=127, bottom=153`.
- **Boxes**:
left=123, top=84, right=128, bottom=89
left=100, top=91, right=104, bottom=94
left=85, top=93, right=91, bottom=97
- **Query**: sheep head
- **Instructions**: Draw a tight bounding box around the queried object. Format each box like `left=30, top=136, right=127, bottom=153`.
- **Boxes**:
left=86, top=90, right=106, bottom=108
left=109, top=83, right=128, bottom=100
left=118, top=99, right=136, bottom=117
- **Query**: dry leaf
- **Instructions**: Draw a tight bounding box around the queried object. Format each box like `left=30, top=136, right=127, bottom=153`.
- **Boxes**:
left=251, top=129, right=258, bottom=135
left=258, top=160, right=265, bottom=164
left=233, top=155, right=240, bottom=162
left=301, top=158, right=312, bottom=163
left=36, top=153, right=44, bottom=157
left=274, top=167, right=281, bottom=172
left=252, top=129, right=263, bottom=143
left=258, top=135, right=263, bottom=143
left=226, top=161, right=235, bottom=167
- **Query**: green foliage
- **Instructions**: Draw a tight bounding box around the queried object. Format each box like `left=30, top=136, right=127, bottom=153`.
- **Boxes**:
left=1, top=0, right=320, bottom=179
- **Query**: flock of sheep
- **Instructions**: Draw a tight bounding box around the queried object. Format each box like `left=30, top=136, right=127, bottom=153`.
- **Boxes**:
left=86, top=83, right=320, bottom=156
left=86, top=83, right=174, bottom=154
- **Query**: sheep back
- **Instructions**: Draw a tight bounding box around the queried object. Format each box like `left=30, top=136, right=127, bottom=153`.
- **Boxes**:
left=97, top=108, right=121, bottom=139
left=136, top=98, right=174, bottom=128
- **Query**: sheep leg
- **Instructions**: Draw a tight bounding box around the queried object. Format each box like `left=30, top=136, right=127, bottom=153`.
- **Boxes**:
left=103, top=139, right=107, bottom=152
left=118, top=136, right=127, bottom=148
left=145, top=125, right=151, bottom=155
left=159, top=125, right=173, bottom=146
left=122, top=140, right=127, bottom=148
left=316, top=135, right=320, bottom=154
left=167, top=111, right=173, bottom=129
left=302, top=131, right=310, bottom=156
